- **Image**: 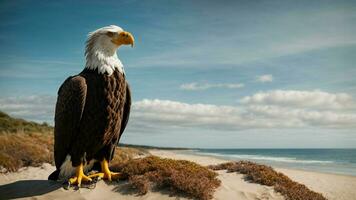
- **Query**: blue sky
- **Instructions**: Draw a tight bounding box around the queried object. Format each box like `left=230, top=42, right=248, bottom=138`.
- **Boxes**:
left=0, top=0, right=356, bottom=148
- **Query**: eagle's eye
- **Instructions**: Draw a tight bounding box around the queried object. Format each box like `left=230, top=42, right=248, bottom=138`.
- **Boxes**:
left=106, top=32, right=115, bottom=37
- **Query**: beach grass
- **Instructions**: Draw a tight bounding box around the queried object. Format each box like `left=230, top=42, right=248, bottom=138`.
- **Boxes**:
left=111, top=155, right=221, bottom=200
left=209, top=161, right=326, bottom=200
left=0, top=132, right=54, bottom=172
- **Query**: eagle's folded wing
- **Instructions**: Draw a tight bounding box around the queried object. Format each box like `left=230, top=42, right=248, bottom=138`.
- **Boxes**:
left=118, top=82, right=131, bottom=141
left=54, top=76, right=87, bottom=169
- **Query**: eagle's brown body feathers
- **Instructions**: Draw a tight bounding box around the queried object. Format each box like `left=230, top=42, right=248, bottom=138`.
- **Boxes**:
left=54, top=68, right=131, bottom=171
left=48, top=25, right=134, bottom=182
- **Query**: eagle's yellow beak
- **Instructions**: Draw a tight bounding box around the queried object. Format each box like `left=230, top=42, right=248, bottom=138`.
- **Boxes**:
left=112, top=31, right=135, bottom=47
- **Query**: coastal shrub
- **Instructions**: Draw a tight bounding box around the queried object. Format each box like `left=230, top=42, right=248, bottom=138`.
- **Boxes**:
left=209, top=161, right=326, bottom=200
left=110, top=156, right=221, bottom=200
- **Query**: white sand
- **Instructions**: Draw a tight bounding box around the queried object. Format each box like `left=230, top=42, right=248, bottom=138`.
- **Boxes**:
left=277, top=168, right=356, bottom=200
left=1, top=150, right=355, bottom=200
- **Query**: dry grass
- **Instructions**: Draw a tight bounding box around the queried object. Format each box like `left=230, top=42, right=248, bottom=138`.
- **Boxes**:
left=0, top=131, right=148, bottom=173
left=111, top=156, right=221, bottom=200
left=0, top=133, right=54, bottom=172
left=209, top=161, right=326, bottom=200
left=0, top=110, right=55, bottom=172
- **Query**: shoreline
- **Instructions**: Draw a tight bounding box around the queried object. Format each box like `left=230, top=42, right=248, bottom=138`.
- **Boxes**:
left=175, top=149, right=356, bottom=177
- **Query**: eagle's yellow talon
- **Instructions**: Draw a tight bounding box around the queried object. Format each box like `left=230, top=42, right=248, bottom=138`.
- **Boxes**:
left=89, top=158, right=122, bottom=182
left=107, top=171, right=122, bottom=181
left=102, top=158, right=122, bottom=181
left=69, top=177, right=77, bottom=184
left=88, top=172, right=104, bottom=179
left=68, top=163, right=92, bottom=187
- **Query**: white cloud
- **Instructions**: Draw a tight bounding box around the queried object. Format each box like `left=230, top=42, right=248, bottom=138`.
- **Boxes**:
left=240, top=90, right=354, bottom=109
left=180, top=82, right=244, bottom=91
left=0, top=95, right=56, bottom=124
left=132, top=99, right=255, bottom=130
left=131, top=97, right=356, bottom=131
left=246, top=105, right=356, bottom=128
left=1, top=90, right=355, bottom=132
left=256, top=74, right=273, bottom=83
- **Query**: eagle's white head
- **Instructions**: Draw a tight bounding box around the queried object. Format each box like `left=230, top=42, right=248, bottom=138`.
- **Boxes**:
left=85, top=25, right=134, bottom=75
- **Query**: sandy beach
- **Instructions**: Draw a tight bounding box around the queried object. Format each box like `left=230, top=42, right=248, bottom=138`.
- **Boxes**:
left=150, top=150, right=356, bottom=200
left=1, top=149, right=356, bottom=200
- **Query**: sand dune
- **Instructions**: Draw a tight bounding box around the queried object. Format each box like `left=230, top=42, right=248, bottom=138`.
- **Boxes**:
left=1, top=150, right=355, bottom=200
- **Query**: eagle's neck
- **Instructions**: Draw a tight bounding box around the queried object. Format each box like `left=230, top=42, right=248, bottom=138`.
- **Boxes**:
left=85, top=37, right=124, bottom=76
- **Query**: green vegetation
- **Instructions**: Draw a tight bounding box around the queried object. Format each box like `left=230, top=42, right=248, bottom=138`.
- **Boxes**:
left=111, top=156, right=221, bottom=200
left=0, top=111, right=53, bottom=134
left=209, top=161, right=326, bottom=200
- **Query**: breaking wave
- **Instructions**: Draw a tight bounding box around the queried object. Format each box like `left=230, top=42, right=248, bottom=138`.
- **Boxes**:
left=196, top=152, right=334, bottom=164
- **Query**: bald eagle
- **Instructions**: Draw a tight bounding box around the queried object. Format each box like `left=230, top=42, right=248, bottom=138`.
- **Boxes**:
left=48, top=25, right=134, bottom=186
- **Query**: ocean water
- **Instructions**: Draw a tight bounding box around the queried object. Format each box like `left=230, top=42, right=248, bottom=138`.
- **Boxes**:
left=192, top=149, right=356, bottom=176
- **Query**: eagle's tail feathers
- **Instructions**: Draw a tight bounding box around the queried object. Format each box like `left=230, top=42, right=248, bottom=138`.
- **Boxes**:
left=48, top=169, right=60, bottom=181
